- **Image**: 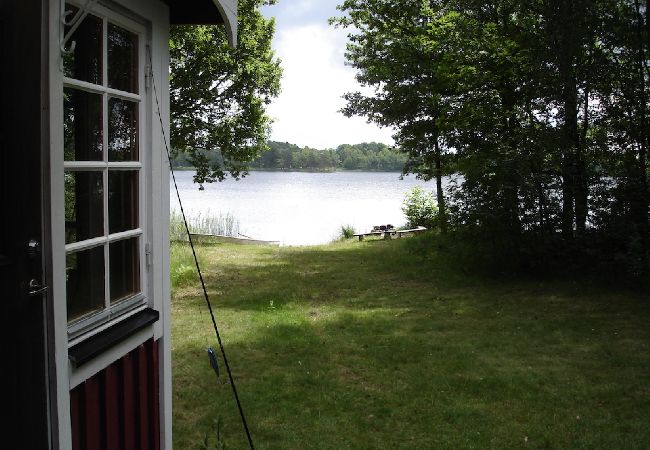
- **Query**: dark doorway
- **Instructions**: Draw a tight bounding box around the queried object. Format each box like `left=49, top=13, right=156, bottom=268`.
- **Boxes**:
left=0, top=0, right=53, bottom=448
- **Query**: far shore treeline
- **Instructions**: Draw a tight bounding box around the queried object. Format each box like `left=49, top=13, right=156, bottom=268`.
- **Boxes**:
left=170, top=141, right=408, bottom=172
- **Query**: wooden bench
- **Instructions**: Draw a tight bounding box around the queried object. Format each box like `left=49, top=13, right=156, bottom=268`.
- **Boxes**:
left=353, top=231, right=386, bottom=241
left=394, top=226, right=427, bottom=238
left=354, top=226, right=426, bottom=241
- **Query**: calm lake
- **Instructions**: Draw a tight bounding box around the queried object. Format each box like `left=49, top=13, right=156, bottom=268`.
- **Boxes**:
left=171, top=170, right=436, bottom=246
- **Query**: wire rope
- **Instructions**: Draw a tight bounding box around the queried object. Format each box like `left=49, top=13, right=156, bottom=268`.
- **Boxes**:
left=150, top=52, right=255, bottom=450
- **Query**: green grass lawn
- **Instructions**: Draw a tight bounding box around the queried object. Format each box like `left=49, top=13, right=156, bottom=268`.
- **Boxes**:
left=171, top=236, right=650, bottom=449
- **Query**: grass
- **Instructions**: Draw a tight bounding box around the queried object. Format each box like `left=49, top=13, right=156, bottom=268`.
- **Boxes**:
left=171, top=235, right=650, bottom=449
left=170, top=242, right=207, bottom=291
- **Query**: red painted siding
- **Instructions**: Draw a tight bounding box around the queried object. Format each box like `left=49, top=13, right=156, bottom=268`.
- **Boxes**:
left=70, top=339, right=161, bottom=450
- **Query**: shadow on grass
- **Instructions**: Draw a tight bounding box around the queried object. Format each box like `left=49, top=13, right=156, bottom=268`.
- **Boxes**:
left=173, top=238, right=650, bottom=450
left=174, top=300, right=650, bottom=450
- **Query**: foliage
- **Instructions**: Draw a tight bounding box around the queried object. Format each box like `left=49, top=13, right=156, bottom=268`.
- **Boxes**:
left=402, top=186, right=438, bottom=229
left=198, top=418, right=227, bottom=450
left=339, top=224, right=357, bottom=240
left=333, top=0, right=649, bottom=277
left=172, top=239, right=650, bottom=449
left=169, top=0, right=282, bottom=184
left=173, top=141, right=408, bottom=172
left=331, top=0, right=458, bottom=231
left=252, top=141, right=407, bottom=171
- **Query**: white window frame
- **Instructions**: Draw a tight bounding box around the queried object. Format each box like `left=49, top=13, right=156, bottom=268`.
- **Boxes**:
left=49, top=0, right=173, bottom=448
left=63, top=0, right=151, bottom=342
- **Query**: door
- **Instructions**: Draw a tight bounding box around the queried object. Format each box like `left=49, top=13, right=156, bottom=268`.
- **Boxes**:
left=0, top=0, right=53, bottom=448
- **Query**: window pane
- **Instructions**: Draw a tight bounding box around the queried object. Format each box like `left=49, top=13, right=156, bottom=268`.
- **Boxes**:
left=65, top=171, right=104, bottom=244
left=110, top=238, right=140, bottom=303
left=67, top=247, right=105, bottom=322
left=63, top=5, right=102, bottom=85
left=108, top=23, right=138, bottom=94
left=108, top=98, right=138, bottom=161
left=109, top=171, right=138, bottom=233
left=64, top=88, right=103, bottom=161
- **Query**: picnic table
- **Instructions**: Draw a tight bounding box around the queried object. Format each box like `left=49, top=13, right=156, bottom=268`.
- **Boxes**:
left=353, top=226, right=427, bottom=241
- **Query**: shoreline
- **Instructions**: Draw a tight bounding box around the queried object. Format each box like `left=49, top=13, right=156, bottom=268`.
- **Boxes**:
left=170, top=166, right=409, bottom=174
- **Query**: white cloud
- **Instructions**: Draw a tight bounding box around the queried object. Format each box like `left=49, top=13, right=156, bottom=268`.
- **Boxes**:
left=266, top=24, right=394, bottom=149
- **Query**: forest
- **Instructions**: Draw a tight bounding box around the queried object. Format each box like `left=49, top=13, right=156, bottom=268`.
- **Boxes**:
left=251, top=141, right=407, bottom=171
left=171, top=141, right=408, bottom=171
left=333, top=0, right=650, bottom=280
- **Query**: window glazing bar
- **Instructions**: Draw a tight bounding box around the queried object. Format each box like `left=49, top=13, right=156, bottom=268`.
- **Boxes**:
left=63, top=77, right=142, bottom=102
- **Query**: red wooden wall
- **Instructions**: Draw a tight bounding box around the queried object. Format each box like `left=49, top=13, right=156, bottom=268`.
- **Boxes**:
left=70, top=339, right=161, bottom=450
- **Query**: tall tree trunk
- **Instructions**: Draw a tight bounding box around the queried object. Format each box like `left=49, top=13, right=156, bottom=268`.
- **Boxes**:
left=576, top=71, right=592, bottom=238
left=433, top=137, right=447, bottom=233
left=537, top=182, right=547, bottom=234
left=496, top=6, right=521, bottom=238
left=555, top=0, right=585, bottom=238
left=566, top=62, right=587, bottom=237
left=561, top=153, right=575, bottom=238
left=634, top=0, right=649, bottom=270
left=574, top=155, right=588, bottom=236
left=502, top=114, right=522, bottom=237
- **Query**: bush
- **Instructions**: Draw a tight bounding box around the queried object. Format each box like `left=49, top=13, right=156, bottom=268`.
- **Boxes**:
left=339, top=224, right=357, bottom=240
left=402, top=187, right=438, bottom=229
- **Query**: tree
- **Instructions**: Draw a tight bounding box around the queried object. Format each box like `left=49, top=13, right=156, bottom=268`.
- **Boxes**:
left=332, top=0, right=479, bottom=233
left=334, top=0, right=649, bottom=277
left=169, top=0, right=282, bottom=184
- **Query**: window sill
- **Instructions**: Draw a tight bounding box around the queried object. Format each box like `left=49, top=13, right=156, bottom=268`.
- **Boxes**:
left=68, top=308, right=159, bottom=367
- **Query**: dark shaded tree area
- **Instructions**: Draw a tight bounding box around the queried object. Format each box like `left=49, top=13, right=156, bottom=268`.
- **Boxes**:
left=334, top=0, right=649, bottom=279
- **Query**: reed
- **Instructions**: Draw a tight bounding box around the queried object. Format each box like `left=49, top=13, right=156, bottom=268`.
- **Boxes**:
left=170, top=209, right=241, bottom=241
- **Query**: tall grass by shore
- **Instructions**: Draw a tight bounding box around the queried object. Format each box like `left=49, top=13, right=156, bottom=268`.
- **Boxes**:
left=170, top=209, right=240, bottom=241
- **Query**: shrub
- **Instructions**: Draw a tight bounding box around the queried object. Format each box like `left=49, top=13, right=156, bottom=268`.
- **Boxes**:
left=402, top=187, right=438, bottom=229
left=339, top=224, right=357, bottom=240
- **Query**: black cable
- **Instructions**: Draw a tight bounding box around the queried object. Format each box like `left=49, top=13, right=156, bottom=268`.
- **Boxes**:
left=150, top=54, right=256, bottom=450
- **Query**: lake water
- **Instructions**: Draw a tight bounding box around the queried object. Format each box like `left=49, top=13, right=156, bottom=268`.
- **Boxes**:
left=170, top=171, right=435, bottom=246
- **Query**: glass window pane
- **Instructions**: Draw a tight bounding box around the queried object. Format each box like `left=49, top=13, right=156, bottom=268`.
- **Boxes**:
left=109, top=171, right=138, bottom=233
left=65, top=171, right=104, bottom=244
left=108, top=98, right=138, bottom=161
left=67, top=247, right=105, bottom=322
left=110, top=238, right=140, bottom=303
left=63, top=5, right=102, bottom=85
left=64, top=88, right=103, bottom=161
left=108, top=23, right=139, bottom=94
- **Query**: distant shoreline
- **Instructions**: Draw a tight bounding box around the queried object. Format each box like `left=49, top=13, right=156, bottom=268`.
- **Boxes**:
left=170, top=166, right=406, bottom=174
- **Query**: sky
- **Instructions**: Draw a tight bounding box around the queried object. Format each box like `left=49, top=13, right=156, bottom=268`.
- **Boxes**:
left=259, top=1, right=395, bottom=149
